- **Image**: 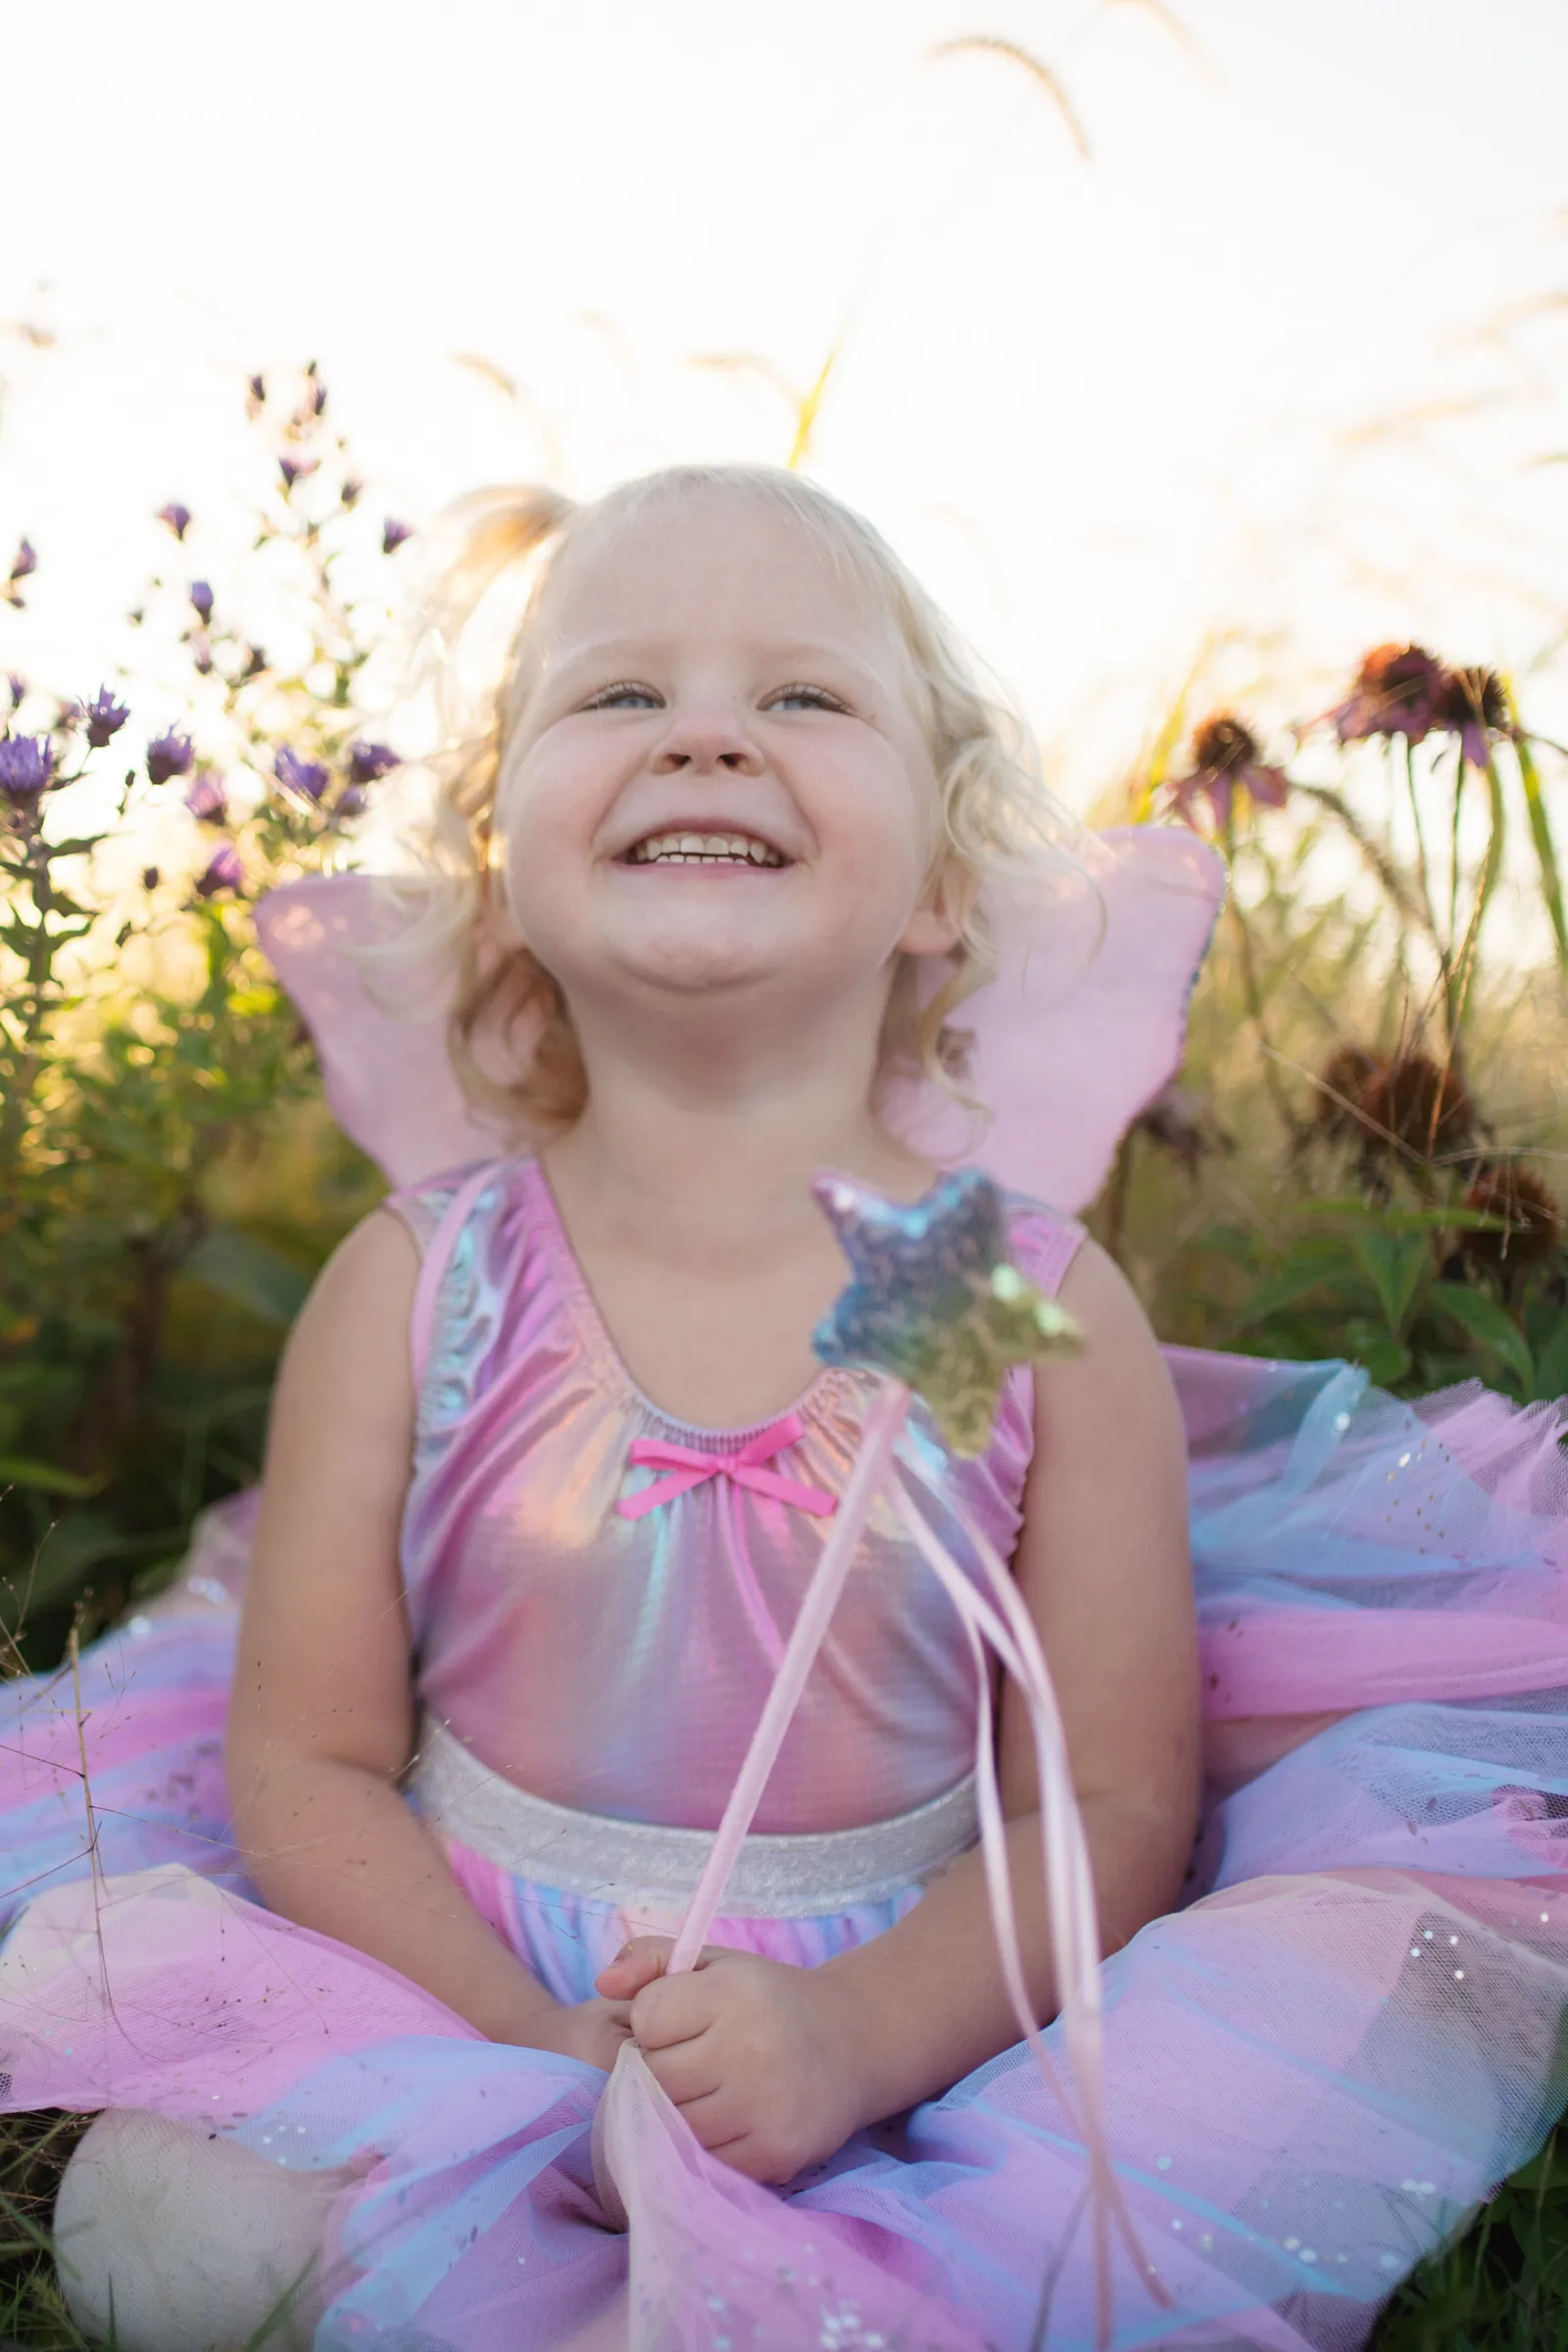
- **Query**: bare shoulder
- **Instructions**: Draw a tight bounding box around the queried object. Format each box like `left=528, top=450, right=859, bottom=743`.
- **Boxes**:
left=276, top=1204, right=420, bottom=1422
left=253, top=1205, right=422, bottom=1564
left=1037, top=1236, right=1178, bottom=1432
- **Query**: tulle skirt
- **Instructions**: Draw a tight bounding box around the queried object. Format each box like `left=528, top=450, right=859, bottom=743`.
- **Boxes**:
left=4, top=1348, right=1568, bottom=2350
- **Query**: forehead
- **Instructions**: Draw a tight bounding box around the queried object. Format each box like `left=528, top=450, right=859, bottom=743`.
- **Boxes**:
left=534, top=492, right=910, bottom=675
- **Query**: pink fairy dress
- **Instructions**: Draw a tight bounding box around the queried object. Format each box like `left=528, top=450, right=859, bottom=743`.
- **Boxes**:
left=4, top=829, right=1568, bottom=2351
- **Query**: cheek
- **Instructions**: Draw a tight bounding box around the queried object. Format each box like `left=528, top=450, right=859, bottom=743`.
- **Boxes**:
left=495, top=748, right=601, bottom=922
left=827, top=752, right=941, bottom=904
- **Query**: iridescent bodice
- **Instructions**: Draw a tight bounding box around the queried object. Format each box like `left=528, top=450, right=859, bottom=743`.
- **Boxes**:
left=389, top=1158, right=1082, bottom=1835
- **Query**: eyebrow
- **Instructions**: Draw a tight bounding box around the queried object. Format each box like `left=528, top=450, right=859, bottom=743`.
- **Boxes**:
left=540, top=639, right=891, bottom=692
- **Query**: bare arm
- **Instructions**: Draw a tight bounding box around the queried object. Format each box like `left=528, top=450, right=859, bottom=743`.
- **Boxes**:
left=226, top=1210, right=604, bottom=2051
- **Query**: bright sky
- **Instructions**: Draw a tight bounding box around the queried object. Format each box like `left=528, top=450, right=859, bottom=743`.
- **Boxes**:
left=5, top=0, right=1568, bottom=800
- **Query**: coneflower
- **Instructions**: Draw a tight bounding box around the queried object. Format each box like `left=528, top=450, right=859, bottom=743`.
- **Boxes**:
left=1167, top=713, right=1291, bottom=829
left=1326, top=645, right=1446, bottom=746
left=1432, top=666, right=1512, bottom=766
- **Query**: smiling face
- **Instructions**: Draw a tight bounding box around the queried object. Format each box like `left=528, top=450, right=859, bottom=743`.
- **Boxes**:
left=495, top=492, right=960, bottom=1049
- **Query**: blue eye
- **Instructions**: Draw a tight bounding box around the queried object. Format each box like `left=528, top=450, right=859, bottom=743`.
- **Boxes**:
left=768, top=685, right=845, bottom=712
left=582, top=682, right=662, bottom=711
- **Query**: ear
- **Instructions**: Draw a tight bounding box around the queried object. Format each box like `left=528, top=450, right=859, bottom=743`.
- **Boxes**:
left=897, top=858, right=970, bottom=958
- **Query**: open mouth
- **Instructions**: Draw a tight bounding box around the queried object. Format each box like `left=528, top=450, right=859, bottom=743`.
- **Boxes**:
left=623, top=830, right=787, bottom=868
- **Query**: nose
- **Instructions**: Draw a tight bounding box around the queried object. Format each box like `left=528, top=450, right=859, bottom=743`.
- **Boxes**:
left=650, top=704, right=763, bottom=777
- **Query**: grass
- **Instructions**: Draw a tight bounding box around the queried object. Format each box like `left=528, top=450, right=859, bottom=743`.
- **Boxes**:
left=1372, top=2131, right=1568, bottom=2350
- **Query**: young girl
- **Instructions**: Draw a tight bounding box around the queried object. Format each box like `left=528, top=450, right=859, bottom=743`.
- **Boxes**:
left=5, top=466, right=1568, bottom=2352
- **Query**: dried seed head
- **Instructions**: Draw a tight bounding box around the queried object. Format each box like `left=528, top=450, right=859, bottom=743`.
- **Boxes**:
left=1314, top=1044, right=1383, bottom=1140
left=1458, top=1166, right=1564, bottom=1275
left=1357, top=1053, right=1474, bottom=1160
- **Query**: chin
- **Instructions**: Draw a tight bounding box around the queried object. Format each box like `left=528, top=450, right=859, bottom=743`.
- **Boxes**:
left=606, top=921, right=800, bottom=997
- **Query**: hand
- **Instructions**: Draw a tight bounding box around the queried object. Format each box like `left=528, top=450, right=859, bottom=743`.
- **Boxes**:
left=509, top=1993, right=635, bottom=2074
left=594, top=1936, right=871, bottom=2183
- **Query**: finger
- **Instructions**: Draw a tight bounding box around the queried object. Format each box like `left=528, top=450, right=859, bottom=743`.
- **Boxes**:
left=693, top=2128, right=776, bottom=2183
left=628, top=1972, right=723, bottom=2050
left=594, top=1935, right=675, bottom=2000
left=639, top=2043, right=722, bottom=2110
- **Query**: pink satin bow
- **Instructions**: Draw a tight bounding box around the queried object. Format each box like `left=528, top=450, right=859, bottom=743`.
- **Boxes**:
left=617, top=1414, right=838, bottom=1522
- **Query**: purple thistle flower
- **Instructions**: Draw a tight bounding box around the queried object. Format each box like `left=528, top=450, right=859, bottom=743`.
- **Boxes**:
left=9, top=538, right=37, bottom=584
left=192, top=635, right=214, bottom=676
left=195, top=842, right=244, bottom=899
left=381, top=517, right=414, bottom=555
left=189, top=579, right=214, bottom=623
left=0, top=735, right=57, bottom=805
left=336, top=784, right=368, bottom=820
left=310, top=377, right=328, bottom=416
left=8, top=674, right=25, bottom=710
left=157, top=502, right=192, bottom=541
left=80, top=686, right=130, bottom=748
left=341, top=476, right=363, bottom=510
left=278, top=454, right=318, bottom=491
left=247, top=373, right=267, bottom=409
left=142, top=865, right=160, bottom=891
left=184, top=769, right=227, bottom=823
left=1324, top=644, right=1446, bottom=747
left=275, top=745, right=330, bottom=803
left=146, top=729, right=195, bottom=785
left=346, top=739, right=399, bottom=787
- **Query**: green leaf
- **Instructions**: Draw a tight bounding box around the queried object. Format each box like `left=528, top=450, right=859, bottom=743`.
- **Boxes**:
left=183, top=1224, right=312, bottom=1327
left=1429, top=1283, right=1535, bottom=1391
left=1352, top=1231, right=1430, bottom=1336
left=1290, top=1197, right=1505, bottom=1236
left=1529, top=1307, right=1568, bottom=1404
left=1344, top=1324, right=1411, bottom=1389
left=1231, top=1238, right=1364, bottom=1328
left=0, top=1454, right=106, bottom=1497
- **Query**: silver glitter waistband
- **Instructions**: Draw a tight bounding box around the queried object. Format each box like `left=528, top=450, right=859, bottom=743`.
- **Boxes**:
left=409, top=1718, right=978, bottom=1918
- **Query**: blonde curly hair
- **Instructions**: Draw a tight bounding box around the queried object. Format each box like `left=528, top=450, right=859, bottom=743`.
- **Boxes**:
left=387, top=465, right=1082, bottom=1136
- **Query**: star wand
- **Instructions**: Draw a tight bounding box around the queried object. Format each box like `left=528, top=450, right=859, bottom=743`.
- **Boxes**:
left=663, top=1164, right=1083, bottom=1969
left=603, top=1166, right=1164, bottom=2347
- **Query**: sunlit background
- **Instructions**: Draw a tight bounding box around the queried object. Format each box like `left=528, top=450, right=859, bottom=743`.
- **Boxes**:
left=6, top=0, right=1568, bottom=800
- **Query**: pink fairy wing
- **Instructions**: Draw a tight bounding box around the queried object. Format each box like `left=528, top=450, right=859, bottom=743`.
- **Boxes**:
left=885, top=825, right=1225, bottom=1213
left=256, top=872, right=509, bottom=1187
left=258, top=828, right=1224, bottom=1204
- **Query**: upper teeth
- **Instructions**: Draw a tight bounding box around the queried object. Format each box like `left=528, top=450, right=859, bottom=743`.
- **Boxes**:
left=628, top=832, right=783, bottom=866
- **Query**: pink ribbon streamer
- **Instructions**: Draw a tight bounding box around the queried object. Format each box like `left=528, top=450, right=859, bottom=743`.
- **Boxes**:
left=597, top=1380, right=1164, bottom=2345
left=617, top=1416, right=838, bottom=1523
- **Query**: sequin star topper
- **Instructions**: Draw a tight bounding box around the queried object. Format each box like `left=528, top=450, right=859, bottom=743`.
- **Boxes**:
left=810, top=1165, right=1083, bottom=1453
